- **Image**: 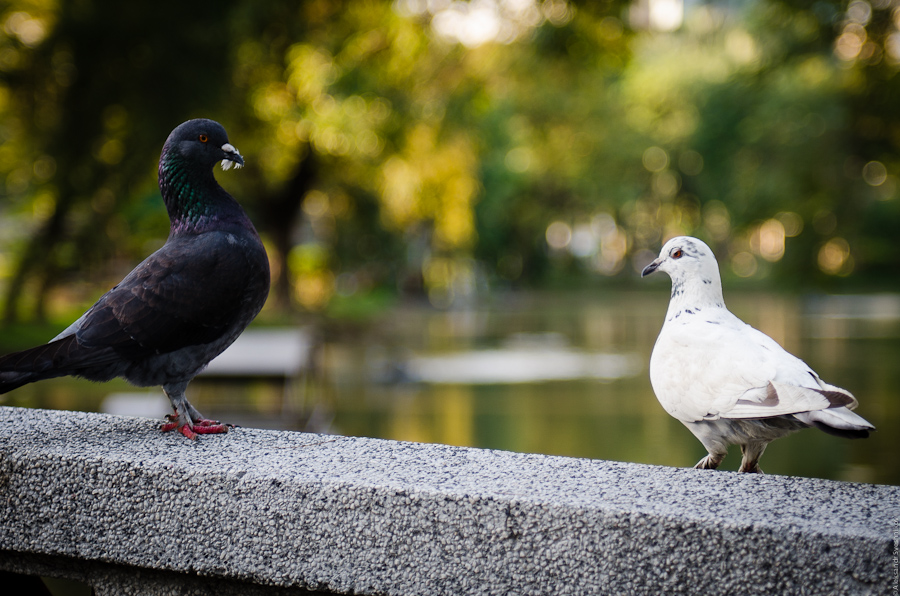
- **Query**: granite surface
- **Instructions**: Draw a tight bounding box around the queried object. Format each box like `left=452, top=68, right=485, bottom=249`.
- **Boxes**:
left=0, top=406, right=896, bottom=595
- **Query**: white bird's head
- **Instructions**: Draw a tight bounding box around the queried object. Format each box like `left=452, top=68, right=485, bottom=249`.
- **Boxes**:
left=642, top=236, right=724, bottom=306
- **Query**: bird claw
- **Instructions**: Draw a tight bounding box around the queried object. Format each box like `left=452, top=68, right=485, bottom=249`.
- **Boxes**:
left=192, top=421, right=230, bottom=435
left=694, top=454, right=724, bottom=470
left=160, top=415, right=230, bottom=440
left=178, top=424, right=199, bottom=441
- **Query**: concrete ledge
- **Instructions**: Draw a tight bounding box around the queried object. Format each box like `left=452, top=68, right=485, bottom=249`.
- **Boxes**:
left=0, top=406, right=897, bottom=595
left=0, top=551, right=328, bottom=595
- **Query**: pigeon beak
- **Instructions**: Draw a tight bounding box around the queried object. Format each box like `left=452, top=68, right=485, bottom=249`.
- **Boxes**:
left=220, top=143, right=244, bottom=171
left=641, top=258, right=663, bottom=277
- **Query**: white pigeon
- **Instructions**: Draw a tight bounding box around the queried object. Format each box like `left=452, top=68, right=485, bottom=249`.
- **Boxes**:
left=641, top=236, right=874, bottom=473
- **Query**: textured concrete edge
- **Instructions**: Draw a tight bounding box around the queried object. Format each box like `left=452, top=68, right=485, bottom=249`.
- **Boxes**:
left=0, top=550, right=334, bottom=596
left=0, top=406, right=898, bottom=596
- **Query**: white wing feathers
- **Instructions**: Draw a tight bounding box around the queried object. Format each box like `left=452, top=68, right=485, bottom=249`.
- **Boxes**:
left=723, top=380, right=854, bottom=420
left=650, top=312, right=857, bottom=423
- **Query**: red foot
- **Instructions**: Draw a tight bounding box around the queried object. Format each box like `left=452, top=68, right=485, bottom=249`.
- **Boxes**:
left=160, top=415, right=229, bottom=440
left=192, top=422, right=229, bottom=435
left=160, top=414, right=178, bottom=433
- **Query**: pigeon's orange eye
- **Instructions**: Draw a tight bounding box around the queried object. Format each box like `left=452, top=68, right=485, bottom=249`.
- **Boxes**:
left=198, top=134, right=208, bottom=143
left=672, top=249, right=683, bottom=259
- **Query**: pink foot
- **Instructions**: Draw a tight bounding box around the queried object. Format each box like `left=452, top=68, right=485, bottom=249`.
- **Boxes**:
left=160, top=414, right=179, bottom=433
left=192, top=420, right=229, bottom=435
left=160, top=414, right=229, bottom=440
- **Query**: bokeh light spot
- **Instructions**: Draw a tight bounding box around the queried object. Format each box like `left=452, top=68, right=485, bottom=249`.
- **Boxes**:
left=862, top=160, right=888, bottom=186
left=545, top=221, right=572, bottom=250
left=678, top=150, right=704, bottom=176
left=775, top=212, right=803, bottom=237
left=642, top=146, right=668, bottom=172
left=756, top=219, right=785, bottom=262
left=818, top=237, right=853, bottom=276
left=731, top=252, right=758, bottom=277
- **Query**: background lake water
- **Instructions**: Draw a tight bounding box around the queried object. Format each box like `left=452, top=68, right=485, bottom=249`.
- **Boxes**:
left=6, top=291, right=899, bottom=485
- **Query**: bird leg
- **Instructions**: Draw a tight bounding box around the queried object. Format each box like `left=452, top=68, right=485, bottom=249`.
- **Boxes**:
left=738, top=442, right=766, bottom=474
left=694, top=452, right=725, bottom=470
left=160, top=383, right=229, bottom=440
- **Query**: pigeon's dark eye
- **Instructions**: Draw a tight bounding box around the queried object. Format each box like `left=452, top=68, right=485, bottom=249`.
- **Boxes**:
left=672, top=249, right=683, bottom=259
left=198, top=134, right=208, bottom=143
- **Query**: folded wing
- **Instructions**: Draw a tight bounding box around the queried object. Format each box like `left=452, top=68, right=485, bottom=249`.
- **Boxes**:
left=652, top=315, right=858, bottom=422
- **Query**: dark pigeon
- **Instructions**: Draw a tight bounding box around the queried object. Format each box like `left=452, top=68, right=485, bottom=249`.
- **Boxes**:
left=0, top=119, right=270, bottom=439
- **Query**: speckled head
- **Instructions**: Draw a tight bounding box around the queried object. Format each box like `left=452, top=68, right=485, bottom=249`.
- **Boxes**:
left=642, top=236, right=724, bottom=305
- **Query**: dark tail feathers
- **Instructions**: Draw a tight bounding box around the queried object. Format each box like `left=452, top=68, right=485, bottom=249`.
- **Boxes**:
left=794, top=407, right=875, bottom=439
left=812, top=421, right=872, bottom=439
left=0, top=335, right=85, bottom=394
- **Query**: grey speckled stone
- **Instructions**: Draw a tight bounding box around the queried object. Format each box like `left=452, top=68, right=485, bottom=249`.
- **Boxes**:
left=0, top=551, right=329, bottom=595
left=0, top=406, right=897, bottom=596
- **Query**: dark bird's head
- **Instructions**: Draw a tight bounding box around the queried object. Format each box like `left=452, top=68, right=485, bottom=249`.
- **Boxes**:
left=158, top=119, right=251, bottom=233
left=161, top=119, right=244, bottom=173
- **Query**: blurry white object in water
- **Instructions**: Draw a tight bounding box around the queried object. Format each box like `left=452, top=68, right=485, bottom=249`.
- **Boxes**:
left=642, top=236, right=874, bottom=473
left=201, top=329, right=311, bottom=377
left=407, top=348, right=641, bottom=384
left=102, top=392, right=170, bottom=418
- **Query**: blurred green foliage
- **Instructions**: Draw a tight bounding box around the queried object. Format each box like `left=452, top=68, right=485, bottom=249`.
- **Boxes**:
left=1, top=0, right=899, bottom=322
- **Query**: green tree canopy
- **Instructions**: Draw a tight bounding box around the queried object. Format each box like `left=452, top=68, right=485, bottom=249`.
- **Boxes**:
left=1, top=0, right=899, bottom=322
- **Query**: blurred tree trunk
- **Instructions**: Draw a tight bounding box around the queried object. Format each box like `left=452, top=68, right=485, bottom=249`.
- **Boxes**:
left=258, top=147, right=318, bottom=311
left=1, top=0, right=238, bottom=323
